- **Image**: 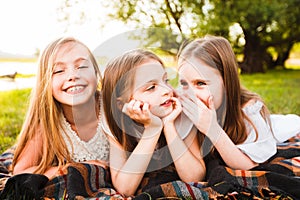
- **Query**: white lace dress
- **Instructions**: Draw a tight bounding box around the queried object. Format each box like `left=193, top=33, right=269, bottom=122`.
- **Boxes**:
left=60, top=113, right=110, bottom=162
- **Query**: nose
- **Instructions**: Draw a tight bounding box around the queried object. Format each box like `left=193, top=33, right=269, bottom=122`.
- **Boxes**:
left=185, top=86, right=196, bottom=97
left=181, top=84, right=200, bottom=100
left=188, top=86, right=210, bottom=105
left=159, top=84, right=172, bottom=96
left=67, top=68, right=80, bottom=81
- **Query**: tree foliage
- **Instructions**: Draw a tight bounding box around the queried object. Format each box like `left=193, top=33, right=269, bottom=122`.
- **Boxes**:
left=104, top=0, right=300, bottom=73
left=58, top=0, right=300, bottom=73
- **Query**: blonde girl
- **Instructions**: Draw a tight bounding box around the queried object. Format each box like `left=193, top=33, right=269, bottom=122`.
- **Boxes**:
left=12, top=37, right=109, bottom=178
left=177, top=35, right=277, bottom=170
left=102, top=49, right=205, bottom=196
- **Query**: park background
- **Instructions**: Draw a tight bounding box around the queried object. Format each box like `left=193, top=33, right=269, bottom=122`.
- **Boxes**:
left=0, top=0, right=299, bottom=153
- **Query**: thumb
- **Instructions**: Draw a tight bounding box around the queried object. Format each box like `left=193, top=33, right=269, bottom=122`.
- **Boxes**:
left=208, top=96, right=215, bottom=110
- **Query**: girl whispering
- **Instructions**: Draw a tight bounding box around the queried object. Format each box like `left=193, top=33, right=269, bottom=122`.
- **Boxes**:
left=102, top=49, right=205, bottom=197
left=177, top=35, right=300, bottom=170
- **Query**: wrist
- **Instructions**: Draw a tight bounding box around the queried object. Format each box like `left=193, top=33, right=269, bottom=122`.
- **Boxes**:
left=208, top=126, right=224, bottom=145
left=144, top=120, right=163, bottom=134
left=163, top=119, right=174, bottom=128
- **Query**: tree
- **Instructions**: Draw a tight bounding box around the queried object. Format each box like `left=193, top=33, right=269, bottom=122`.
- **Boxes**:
left=60, top=0, right=300, bottom=73
left=207, top=0, right=300, bottom=73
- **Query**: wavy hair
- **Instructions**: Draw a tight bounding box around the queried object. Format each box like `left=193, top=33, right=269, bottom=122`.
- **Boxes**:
left=12, top=37, right=101, bottom=174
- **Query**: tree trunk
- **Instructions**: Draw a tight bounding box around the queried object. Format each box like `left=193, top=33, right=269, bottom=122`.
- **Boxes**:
left=240, top=31, right=266, bottom=74
left=274, top=42, right=294, bottom=69
left=264, top=52, right=276, bottom=70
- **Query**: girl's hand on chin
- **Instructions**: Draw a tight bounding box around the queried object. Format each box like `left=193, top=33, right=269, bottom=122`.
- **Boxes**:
left=122, top=99, right=162, bottom=128
left=162, top=97, right=182, bottom=125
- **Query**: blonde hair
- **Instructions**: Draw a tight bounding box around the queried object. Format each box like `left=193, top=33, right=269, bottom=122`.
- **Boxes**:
left=12, top=37, right=101, bottom=174
left=178, top=35, right=271, bottom=145
left=102, top=49, right=165, bottom=152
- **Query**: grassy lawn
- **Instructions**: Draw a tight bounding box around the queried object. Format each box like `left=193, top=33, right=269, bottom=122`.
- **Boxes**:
left=0, top=89, right=31, bottom=153
left=0, top=69, right=300, bottom=154
left=240, top=69, right=300, bottom=115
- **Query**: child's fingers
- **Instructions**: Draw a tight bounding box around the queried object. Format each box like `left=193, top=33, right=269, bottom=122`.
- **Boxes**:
left=182, top=106, right=194, bottom=122
left=122, top=99, right=136, bottom=114
left=180, top=95, right=197, bottom=112
left=142, top=102, right=150, bottom=113
left=208, top=96, right=215, bottom=110
left=185, top=93, right=207, bottom=110
left=170, top=97, right=182, bottom=113
left=170, top=96, right=180, bottom=105
left=122, top=102, right=129, bottom=114
left=132, top=100, right=142, bottom=112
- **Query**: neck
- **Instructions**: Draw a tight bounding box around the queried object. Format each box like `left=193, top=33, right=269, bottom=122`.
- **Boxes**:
left=62, top=95, right=99, bottom=126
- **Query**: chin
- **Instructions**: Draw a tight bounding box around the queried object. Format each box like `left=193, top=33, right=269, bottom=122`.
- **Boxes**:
left=156, top=109, right=173, bottom=118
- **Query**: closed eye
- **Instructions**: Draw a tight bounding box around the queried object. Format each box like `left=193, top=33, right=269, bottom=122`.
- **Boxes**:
left=146, top=84, right=156, bottom=91
left=53, top=69, right=64, bottom=74
left=78, top=65, right=88, bottom=69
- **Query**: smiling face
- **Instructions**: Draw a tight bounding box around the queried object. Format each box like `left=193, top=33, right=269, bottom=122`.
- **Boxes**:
left=132, top=60, right=173, bottom=118
left=51, top=42, right=98, bottom=108
left=178, top=57, right=224, bottom=110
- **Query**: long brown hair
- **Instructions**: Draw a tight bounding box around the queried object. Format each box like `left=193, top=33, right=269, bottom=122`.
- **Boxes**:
left=177, top=35, right=270, bottom=145
left=102, top=49, right=165, bottom=152
left=12, top=37, right=102, bottom=174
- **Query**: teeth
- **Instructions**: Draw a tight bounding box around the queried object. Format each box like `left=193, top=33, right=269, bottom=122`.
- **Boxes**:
left=67, top=86, right=84, bottom=92
left=162, top=100, right=170, bottom=105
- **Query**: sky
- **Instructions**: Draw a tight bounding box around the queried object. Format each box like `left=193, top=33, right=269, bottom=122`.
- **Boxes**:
left=0, top=0, right=131, bottom=56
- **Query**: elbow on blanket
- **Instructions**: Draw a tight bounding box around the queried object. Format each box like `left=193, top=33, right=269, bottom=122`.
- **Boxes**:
left=113, top=182, right=137, bottom=197
left=116, top=188, right=136, bottom=198
left=179, top=168, right=206, bottom=183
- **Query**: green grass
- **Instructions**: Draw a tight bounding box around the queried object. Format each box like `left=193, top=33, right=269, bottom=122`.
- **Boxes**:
left=240, top=69, right=300, bottom=115
left=0, top=89, right=31, bottom=153
left=0, top=69, right=299, bottom=154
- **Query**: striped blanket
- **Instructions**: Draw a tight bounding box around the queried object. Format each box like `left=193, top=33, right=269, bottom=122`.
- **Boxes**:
left=1, top=134, right=300, bottom=199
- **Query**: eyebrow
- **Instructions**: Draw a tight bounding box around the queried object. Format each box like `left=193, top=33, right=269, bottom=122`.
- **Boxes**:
left=179, top=77, right=209, bottom=83
left=54, top=57, right=89, bottom=66
left=138, top=72, right=168, bottom=88
left=146, top=72, right=167, bottom=82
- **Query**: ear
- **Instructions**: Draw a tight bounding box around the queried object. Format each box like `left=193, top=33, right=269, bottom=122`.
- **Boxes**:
left=116, top=97, right=124, bottom=111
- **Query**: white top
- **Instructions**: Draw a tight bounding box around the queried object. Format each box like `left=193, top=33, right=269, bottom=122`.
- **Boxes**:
left=61, top=110, right=110, bottom=162
left=270, top=113, right=300, bottom=143
left=237, top=101, right=277, bottom=163
left=237, top=101, right=300, bottom=163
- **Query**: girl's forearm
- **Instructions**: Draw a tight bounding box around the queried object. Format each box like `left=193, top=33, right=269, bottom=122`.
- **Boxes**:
left=164, top=123, right=206, bottom=182
left=213, top=128, right=257, bottom=169
left=112, top=127, right=162, bottom=196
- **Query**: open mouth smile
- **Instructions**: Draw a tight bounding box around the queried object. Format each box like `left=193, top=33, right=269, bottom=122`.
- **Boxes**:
left=65, top=85, right=85, bottom=94
left=160, top=99, right=173, bottom=107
